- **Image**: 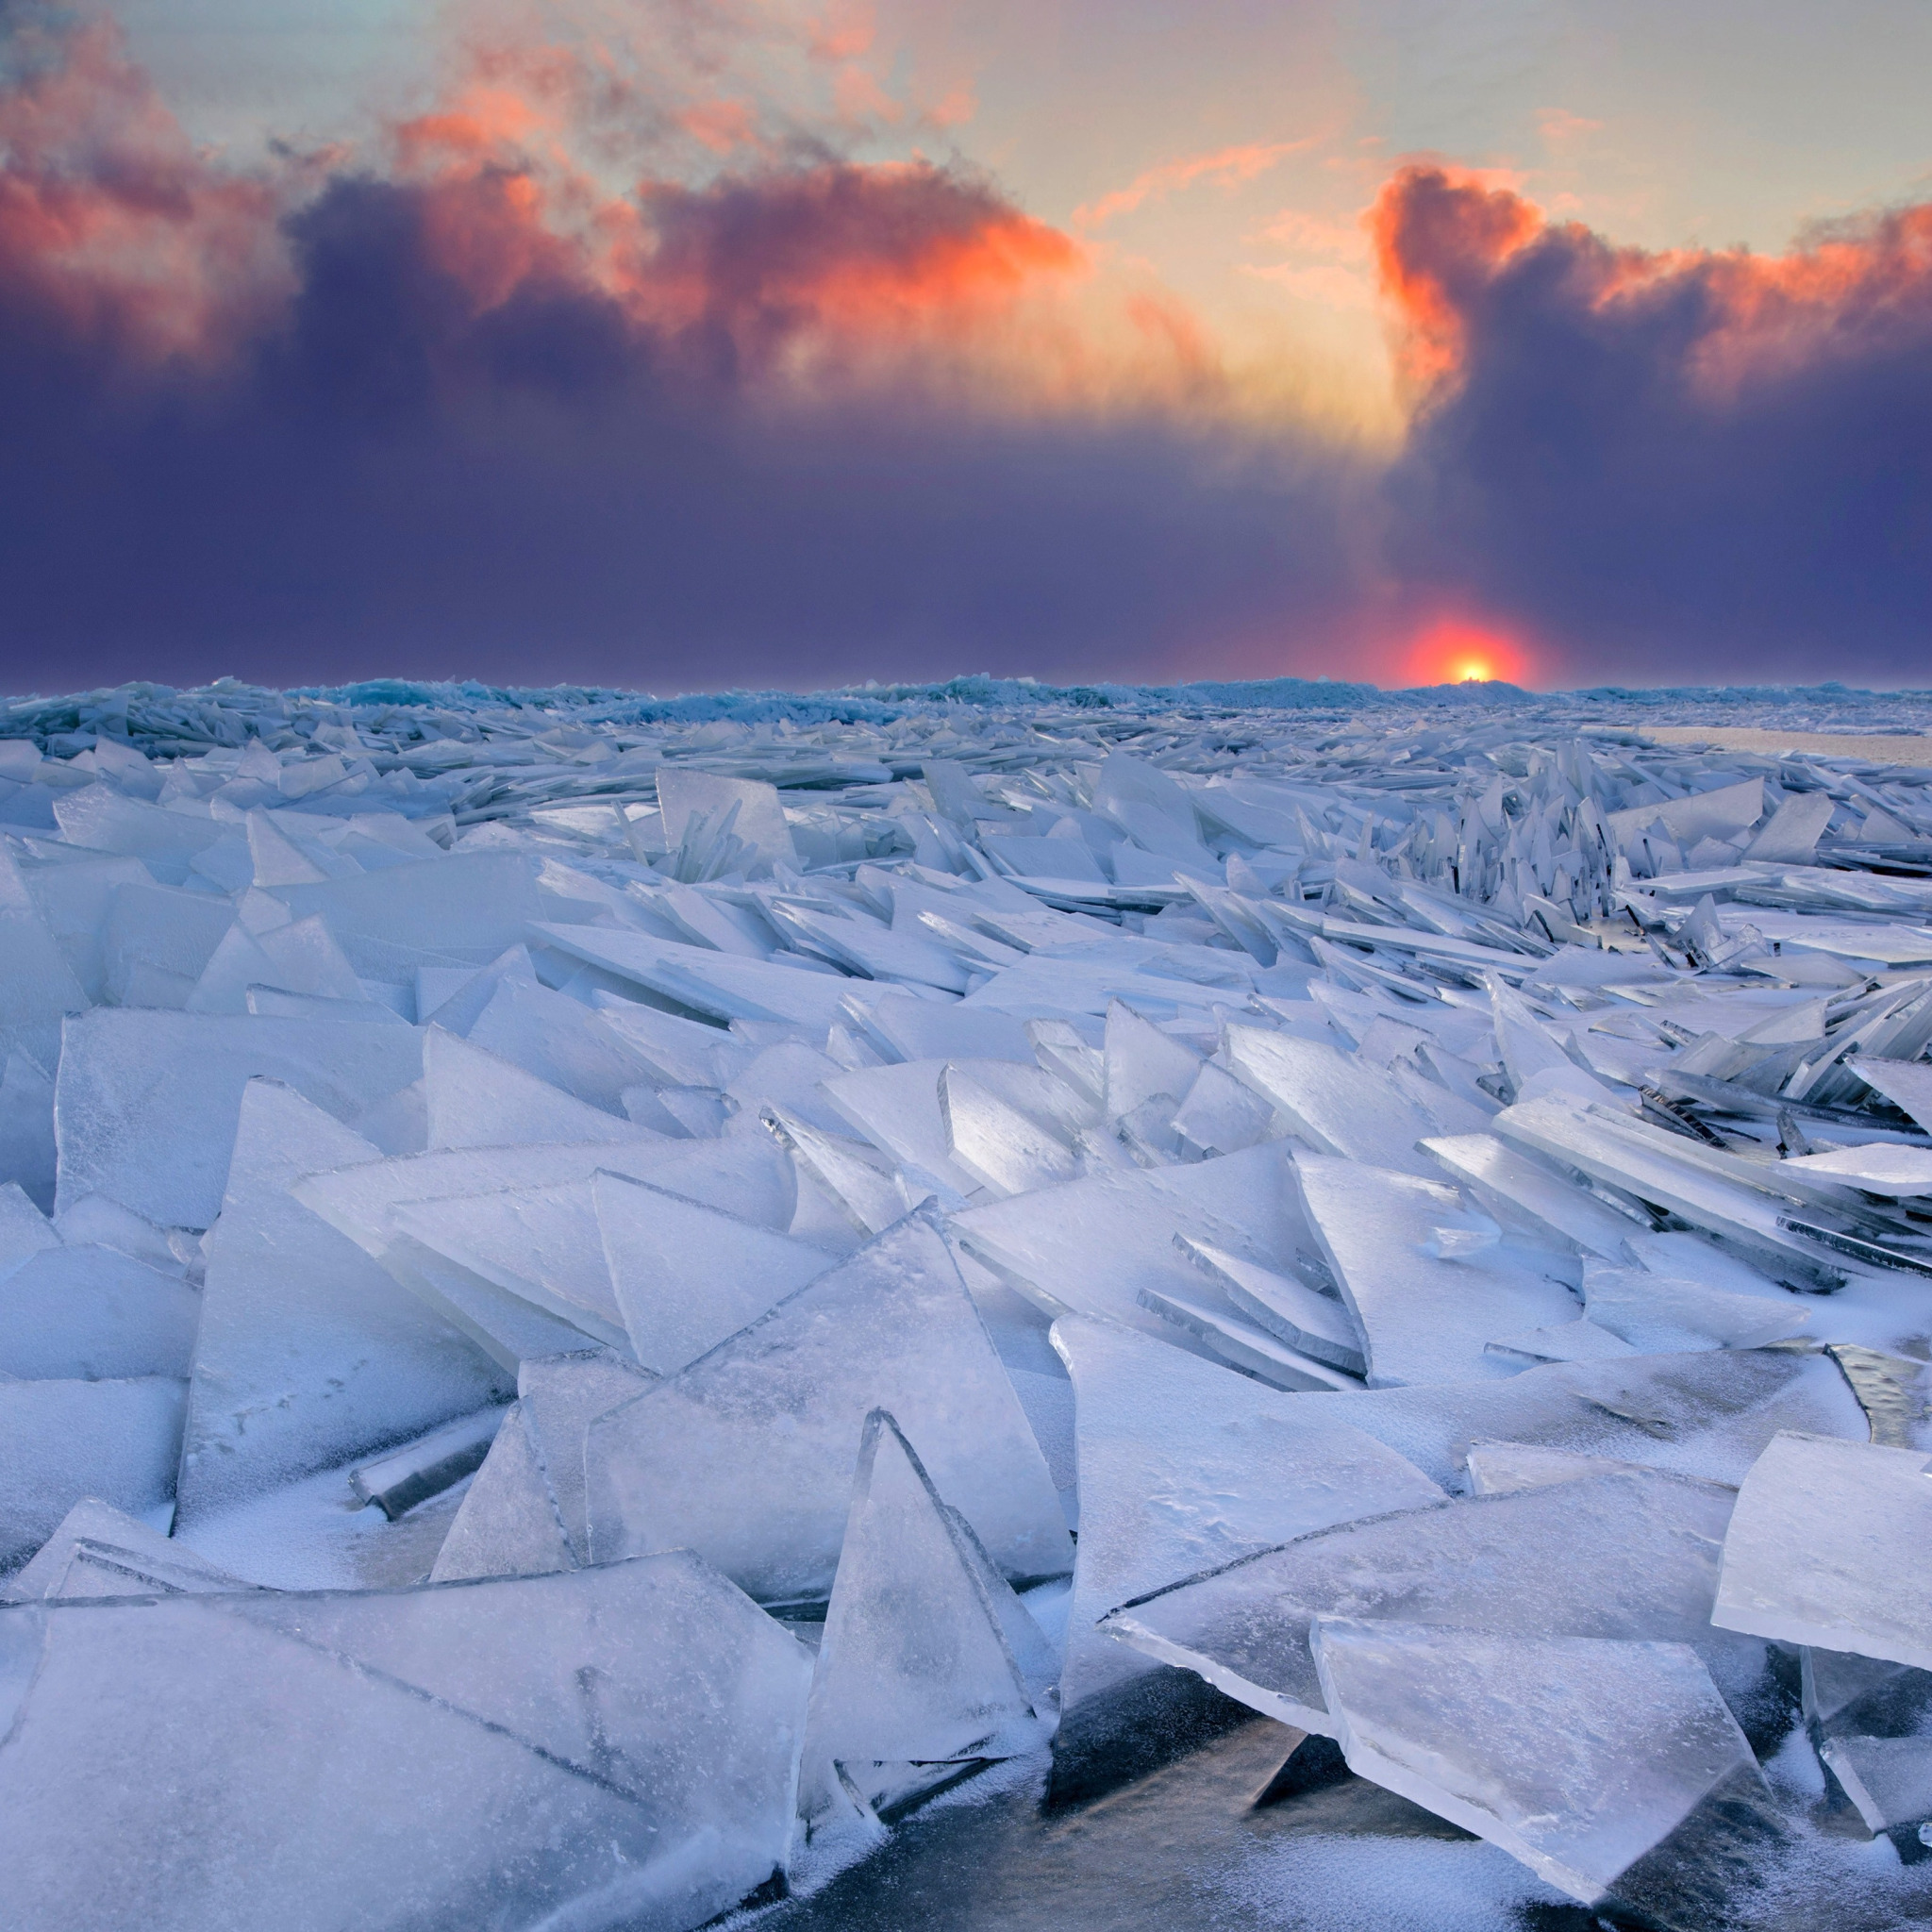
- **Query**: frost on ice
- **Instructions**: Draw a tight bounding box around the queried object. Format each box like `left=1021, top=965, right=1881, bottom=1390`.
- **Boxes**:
left=4, top=675, right=1932, bottom=1924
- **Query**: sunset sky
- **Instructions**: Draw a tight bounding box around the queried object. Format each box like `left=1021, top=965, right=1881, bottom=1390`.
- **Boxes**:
left=4, top=0, right=1929, bottom=691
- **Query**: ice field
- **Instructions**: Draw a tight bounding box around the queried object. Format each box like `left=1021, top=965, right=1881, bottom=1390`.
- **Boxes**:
left=6, top=675, right=1932, bottom=1928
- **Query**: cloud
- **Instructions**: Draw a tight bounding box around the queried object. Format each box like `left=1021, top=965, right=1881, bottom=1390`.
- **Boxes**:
left=1373, top=164, right=1932, bottom=681
left=1075, top=138, right=1318, bottom=230
left=0, top=7, right=1370, bottom=691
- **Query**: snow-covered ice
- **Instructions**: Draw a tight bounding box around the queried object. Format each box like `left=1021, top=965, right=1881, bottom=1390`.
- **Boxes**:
left=5, top=673, right=1932, bottom=1927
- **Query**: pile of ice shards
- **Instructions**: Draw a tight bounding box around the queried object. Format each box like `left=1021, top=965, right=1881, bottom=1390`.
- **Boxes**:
left=7, top=678, right=1932, bottom=1929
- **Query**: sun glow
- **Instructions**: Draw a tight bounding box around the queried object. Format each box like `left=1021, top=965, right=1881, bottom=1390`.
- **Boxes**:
left=1400, top=618, right=1534, bottom=689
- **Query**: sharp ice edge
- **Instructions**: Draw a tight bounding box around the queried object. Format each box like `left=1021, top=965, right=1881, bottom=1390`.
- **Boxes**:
left=4, top=677, right=1932, bottom=1926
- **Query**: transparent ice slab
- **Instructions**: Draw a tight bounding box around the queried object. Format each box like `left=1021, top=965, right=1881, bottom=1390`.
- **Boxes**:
left=1311, top=1617, right=1763, bottom=1908
left=1581, top=1259, right=1809, bottom=1352
left=0, top=1376, right=186, bottom=1573
left=584, top=1212, right=1071, bottom=1603
left=0, top=1243, right=200, bottom=1380
left=1713, top=1429, right=1932, bottom=1669
left=1223, top=1026, right=1442, bottom=1177
left=798, top=1410, right=1056, bottom=1828
left=421, top=1025, right=652, bottom=1150
left=1175, top=1235, right=1367, bottom=1374
left=1105, top=1468, right=1756, bottom=1740
left=0, top=1551, right=810, bottom=1932
left=1049, top=1315, right=1440, bottom=1771
left=1295, top=1154, right=1580, bottom=1388
left=177, top=1079, right=509, bottom=1525
left=55, top=1010, right=423, bottom=1229
left=595, top=1170, right=835, bottom=1374
left=3, top=1498, right=243, bottom=1603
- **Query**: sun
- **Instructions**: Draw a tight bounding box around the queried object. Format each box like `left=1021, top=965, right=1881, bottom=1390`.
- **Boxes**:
left=1399, top=619, right=1533, bottom=689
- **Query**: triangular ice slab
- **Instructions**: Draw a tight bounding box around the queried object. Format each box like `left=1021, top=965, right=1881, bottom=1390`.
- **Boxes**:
left=1, top=1555, right=809, bottom=1930
left=0, top=1244, right=200, bottom=1381
left=799, top=1410, right=1056, bottom=1828
left=1, top=1376, right=186, bottom=1573
left=427, top=1402, right=574, bottom=1582
left=422, top=1026, right=651, bottom=1150
left=584, top=1212, right=1071, bottom=1603
left=3, top=1498, right=243, bottom=1602
left=594, top=1171, right=834, bottom=1375
left=1103, top=999, right=1201, bottom=1124
left=54, top=1010, right=424, bottom=1231
left=176, top=1080, right=508, bottom=1527
left=1297, top=1154, right=1579, bottom=1387
left=1224, top=1026, right=1440, bottom=1177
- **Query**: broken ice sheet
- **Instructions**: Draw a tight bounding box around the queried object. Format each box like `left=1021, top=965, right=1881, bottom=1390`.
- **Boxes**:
left=420, top=1025, right=650, bottom=1150
left=1173, top=1236, right=1366, bottom=1374
left=0, top=1553, right=810, bottom=1932
left=1714, top=1429, right=1932, bottom=1670
left=1104, top=1469, right=1759, bottom=1740
left=593, top=1169, right=834, bottom=1374
left=176, top=1079, right=510, bottom=1527
left=1048, top=1314, right=1440, bottom=1797
left=1310, top=1617, right=1766, bottom=1909
left=1296, top=1154, right=1580, bottom=1387
left=0, top=1243, right=200, bottom=1380
left=1222, top=1026, right=1444, bottom=1177
left=798, top=1409, right=1056, bottom=1829
left=585, top=1211, right=1070, bottom=1603
left=55, top=1009, right=423, bottom=1229
left=0, top=1375, right=187, bottom=1573
left=1580, top=1258, right=1808, bottom=1352
left=3, top=1498, right=244, bottom=1603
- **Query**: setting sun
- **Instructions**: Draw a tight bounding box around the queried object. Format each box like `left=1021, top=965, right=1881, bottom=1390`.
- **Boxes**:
left=1400, top=618, right=1534, bottom=689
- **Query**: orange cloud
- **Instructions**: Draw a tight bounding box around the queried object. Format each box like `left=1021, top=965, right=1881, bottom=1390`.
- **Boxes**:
left=1373, top=162, right=1932, bottom=411
left=1367, top=164, right=1542, bottom=393
left=0, top=16, right=290, bottom=360
left=1075, top=138, right=1319, bottom=229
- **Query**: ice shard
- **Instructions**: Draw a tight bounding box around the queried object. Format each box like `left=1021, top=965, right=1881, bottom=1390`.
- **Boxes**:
left=176, top=1079, right=509, bottom=1525
left=1104, top=1469, right=1757, bottom=1740
left=1296, top=1154, right=1580, bottom=1387
left=0, top=1553, right=811, bottom=1932
left=1049, top=1314, right=1440, bottom=1798
left=1311, top=1617, right=1768, bottom=1910
left=594, top=1170, right=835, bottom=1374
left=1713, top=1430, right=1932, bottom=1669
left=798, top=1410, right=1056, bottom=1828
left=583, top=1212, right=1071, bottom=1602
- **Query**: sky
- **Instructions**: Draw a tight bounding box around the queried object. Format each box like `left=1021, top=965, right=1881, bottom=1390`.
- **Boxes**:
left=1, top=0, right=1928, bottom=694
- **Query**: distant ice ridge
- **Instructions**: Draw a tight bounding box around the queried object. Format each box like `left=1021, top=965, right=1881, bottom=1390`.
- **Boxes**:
left=4, top=679, right=1932, bottom=1928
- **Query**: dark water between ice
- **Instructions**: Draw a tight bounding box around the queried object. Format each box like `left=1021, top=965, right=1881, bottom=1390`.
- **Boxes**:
left=737, top=1717, right=1932, bottom=1932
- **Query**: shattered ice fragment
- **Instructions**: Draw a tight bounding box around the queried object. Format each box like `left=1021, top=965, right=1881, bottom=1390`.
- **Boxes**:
left=593, top=1170, right=834, bottom=1374
left=798, top=1410, right=1056, bottom=1828
left=1310, top=1617, right=1767, bottom=1910
left=584, top=1212, right=1070, bottom=1602
left=0, top=1244, right=200, bottom=1381
left=1174, top=1236, right=1366, bottom=1373
left=176, top=1078, right=509, bottom=1526
left=1713, top=1430, right=1932, bottom=1670
left=1296, top=1154, right=1579, bottom=1387
left=349, top=1406, right=510, bottom=1520
left=1048, top=1314, right=1439, bottom=1800
left=1819, top=1733, right=1932, bottom=1836
left=0, top=1552, right=811, bottom=1932
left=1104, top=1470, right=1755, bottom=1740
